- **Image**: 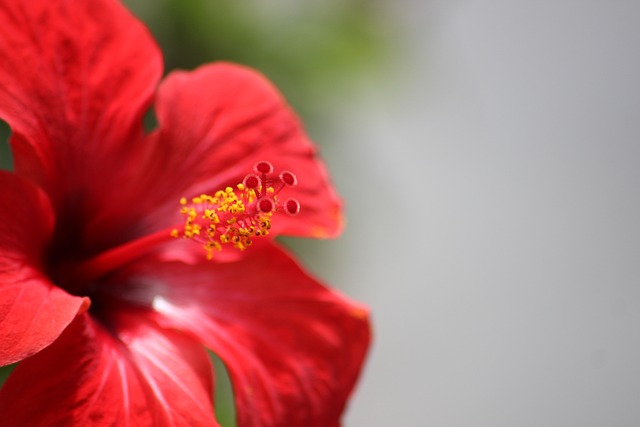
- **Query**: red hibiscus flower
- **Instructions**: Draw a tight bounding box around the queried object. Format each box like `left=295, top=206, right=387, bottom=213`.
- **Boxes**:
left=0, top=1, right=370, bottom=426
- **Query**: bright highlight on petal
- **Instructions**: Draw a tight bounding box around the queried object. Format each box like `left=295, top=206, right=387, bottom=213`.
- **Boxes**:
left=172, top=161, right=300, bottom=259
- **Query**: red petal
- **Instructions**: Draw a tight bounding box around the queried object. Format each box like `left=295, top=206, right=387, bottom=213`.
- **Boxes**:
left=148, top=63, right=343, bottom=239
left=0, top=311, right=218, bottom=427
left=119, top=244, right=370, bottom=427
left=0, top=172, right=88, bottom=366
left=0, top=0, right=162, bottom=209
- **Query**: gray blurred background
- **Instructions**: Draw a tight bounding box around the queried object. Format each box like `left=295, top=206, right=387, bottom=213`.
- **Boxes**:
left=2, top=1, right=640, bottom=426
left=324, top=1, right=640, bottom=426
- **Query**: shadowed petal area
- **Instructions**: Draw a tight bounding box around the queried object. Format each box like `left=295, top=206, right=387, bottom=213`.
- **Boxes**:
left=143, top=63, right=343, bottom=239
left=118, top=243, right=370, bottom=427
left=0, top=0, right=162, bottom=224
left=0, top=172, right=87, bottom=366
left=0, top=311, right=218, bottom=427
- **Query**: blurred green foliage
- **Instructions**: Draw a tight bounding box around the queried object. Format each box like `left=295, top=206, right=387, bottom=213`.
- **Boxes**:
left=211, top=352, right=236, bottom=426
left=0, top=0, right=387, bottom=425
left=0, top=121, right=10, bottom=170
left=0, top=363, right=15, bottom=384
left=123, top=0, right=387, bottom=123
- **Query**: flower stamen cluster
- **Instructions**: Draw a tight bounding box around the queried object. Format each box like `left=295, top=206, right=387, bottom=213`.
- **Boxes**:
left=172, top=161, right=300, bottom=259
